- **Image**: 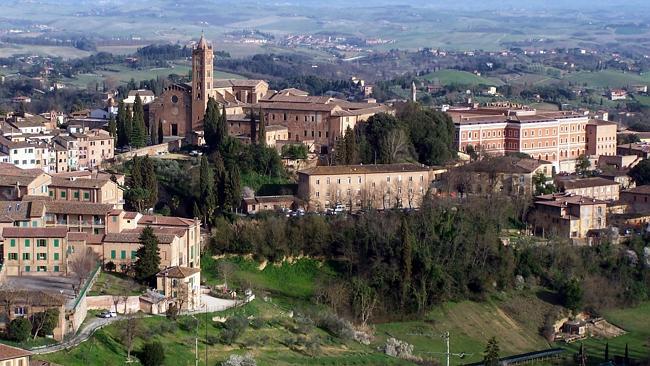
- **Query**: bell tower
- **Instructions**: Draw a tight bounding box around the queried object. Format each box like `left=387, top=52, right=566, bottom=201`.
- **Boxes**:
left=191, top=33, right=213, bottom=130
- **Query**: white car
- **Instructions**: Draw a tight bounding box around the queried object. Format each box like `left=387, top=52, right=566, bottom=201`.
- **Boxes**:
left=98, top=310, right=117, bottom=318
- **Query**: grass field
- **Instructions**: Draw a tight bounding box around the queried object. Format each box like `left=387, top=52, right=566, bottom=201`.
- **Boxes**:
left=423, top=69, right=503, bottom=86
left=563, top=70, right=650, bottom=89
left=65, top=61, right=244, bottom=88
left=561, top=302, right=650, bottom=365
left=88, top=271, right=145, bottom=296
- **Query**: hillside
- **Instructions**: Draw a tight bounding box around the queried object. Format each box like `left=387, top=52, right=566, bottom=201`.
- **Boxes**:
left=423, top=69, right=503, bottom=86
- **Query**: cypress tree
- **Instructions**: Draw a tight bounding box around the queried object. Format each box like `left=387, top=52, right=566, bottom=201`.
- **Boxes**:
left=150, top=119, right=158, bottom=146
left=141, top=156, right=158, bottom=209
left=400, top=217, right=413, bottom=308
left=250, top=111, right=257, bottom=144
left=258, top=108, right=266, bottom=147
left=198, top=155, right=216, bottom=223
left=223, top=166, right=241, bottom=211
left=604, top=342, right=609, bottom=361
left=204, top=97, right=220, bottom=149
left=334, top=137, right=347, bottom=165
left=108, top=114, right=117, bottom=138
left=134, top=226, right=161, bottom=286
left=130, top=94, right=146, bottom=148
left=116, top=101, right=129, bottom=147
left=219, top=105, right=228, bottom=146
left=131, top=156, right=143, bottom=190
left=157, top=120, right=164, bottom=144
left=343, top=126, right=358, bottom=164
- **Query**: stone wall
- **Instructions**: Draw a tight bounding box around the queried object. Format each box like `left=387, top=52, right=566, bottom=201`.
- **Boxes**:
left=86, top=295, right=141, bottom=314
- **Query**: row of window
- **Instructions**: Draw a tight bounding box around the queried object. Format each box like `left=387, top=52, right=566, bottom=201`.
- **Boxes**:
left=49, top=190, right=91, bottom=200
left=316, top=175, right=424, bottom=185
left=21, top=265, right=57, bottom=272
left=7, top=252, right=60, bottom=261
left=463, top=124, right=587, bottom=140
left=8, top=239, right=60, bottom=247
left=315, top=186, right=424, bottom=198
left=110, top=250, right=138, bottom=260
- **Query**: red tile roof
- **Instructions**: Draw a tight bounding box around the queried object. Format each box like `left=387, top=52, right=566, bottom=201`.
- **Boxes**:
left=2, top=227, right=68, bottom=238
left=0, top=342, right=32, bottom=361
left=156, top=266, right=200, bottom=278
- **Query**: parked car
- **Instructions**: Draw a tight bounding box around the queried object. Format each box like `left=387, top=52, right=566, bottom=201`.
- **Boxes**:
left=98, top=310, right=117, bottom=318
left=189, top=150, right=203, bottom=157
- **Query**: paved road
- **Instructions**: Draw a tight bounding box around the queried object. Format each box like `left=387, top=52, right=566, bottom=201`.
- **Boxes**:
left=31, top=295, right=245, bottom=355
left=31, top=315, right=123, bottom=355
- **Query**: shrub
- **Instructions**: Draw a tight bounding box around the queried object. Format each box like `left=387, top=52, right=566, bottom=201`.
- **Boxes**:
left=9, top=317, right=32, bottom=342
left=104, top=261, right=116, bottom=272
left=315, top=313, right=354, bottom=340
left=179, top=317, right=199, bottom=332
left=165, top=304, right=178, bottom=320
left=139, top=341, right=165, bottom=366
left=220, top=316, right=248, bottom=344
left=250, top=317, right=266, bottom=329
left=206, top=334, right=219, bottom=345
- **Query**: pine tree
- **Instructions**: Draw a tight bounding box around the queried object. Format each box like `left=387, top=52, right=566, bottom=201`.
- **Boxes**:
left=157, top=120, right=164, bottom=144
left=223, top=166, right=241, bottom=211
left=400, top=217, right=413, bottom=308
left=249, top=111, right=257, bottom=144
left=258, top=108, right=266, bottom=147
left=134, top=226, right=161, bottom=286
left=198, top=155, right=216, bottom=223
left=483, top=337, right=500, bottom=366
left=108, top=114, right=117, bottom=138
left=150, top=119, right=158, bottom=146
left=204, top=97, right=220, bottom=149
left=130, top=94, right=146, bottom=148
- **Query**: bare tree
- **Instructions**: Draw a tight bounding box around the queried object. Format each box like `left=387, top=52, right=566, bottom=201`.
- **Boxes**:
left=120, top=314, right=141, bottom=362
left=0, top=280, right=19, bottom=321
left=68, top=247, right=99, bottom=296
left=382, top=128, right=410, bottom=164
left=111, top=295, right=121, bottom=314
left=217, top=261, right=237, bottom=289
left=121, top=295, right=130, bottom=314
left=352, top=279, right=377, bottom=326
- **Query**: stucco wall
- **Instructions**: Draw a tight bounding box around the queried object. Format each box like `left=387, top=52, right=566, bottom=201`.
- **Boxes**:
left=86, top=295, right=141, bottom=314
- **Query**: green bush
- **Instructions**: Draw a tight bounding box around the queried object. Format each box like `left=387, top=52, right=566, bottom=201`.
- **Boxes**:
left=220, top=316, right=248, bottom=344
left=139, top=340, right=165, bottom=366
left=8, top=317, right=32, bottom=342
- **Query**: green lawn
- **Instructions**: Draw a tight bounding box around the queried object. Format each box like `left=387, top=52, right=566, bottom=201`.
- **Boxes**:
left=563, top=70, right=650, bottom=89
left=88, top=271, right=145, bottom=296
left=422, top=69, right=503, bottom=86
left=561, top=302, right=650, bottom=365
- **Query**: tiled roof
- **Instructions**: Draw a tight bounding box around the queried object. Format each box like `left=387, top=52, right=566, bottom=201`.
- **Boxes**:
left=299, top=163, right=432, bottom=176
left=462, top=156, right=551, bottom=174
left=0, top=342, right=32, bottom=361
left=213, top=79, right=266, bottom=88
left=561, top=177, right=618, bottom=190
left=0, top=289, right=66, bottom=307
left=2, top=227, right=68, bottom=238
left=44, top=201, right=113, bottom=215
left=156, top=266, right=200, bottom=278
left=50, top=177, right=110, bottom=189
left=0, top=201, right=33, bottom=221
left=138, top=215, right=196, bottom=227
left=103, top=232, right=177, bottom=244
left=622, top=185, right=650, bottom=195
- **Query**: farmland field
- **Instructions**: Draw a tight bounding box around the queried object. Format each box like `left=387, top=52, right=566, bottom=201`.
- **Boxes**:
left=423, top=69, right=503, bottom=86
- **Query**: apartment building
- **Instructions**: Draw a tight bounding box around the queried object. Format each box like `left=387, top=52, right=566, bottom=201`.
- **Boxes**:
left=48, top=176, right=123, bottom=207
left=555, top=176, right=620, bottom=201
left=0, top=343, right=32, bottom=365
left=586, top=120, right=617, bottom=156
left=448, top=106, right=616, bottom=173
left=0, top=163, right=50, bottom=200
left=298, top=163, right=444, bottom=211
left=256, top=90, right=392, bottom=152
left=0, top=290, right=67, bottom=341
left=530, top=193, right=607, bottom=239
left=2, top=227, right=69, bottom=276
left=73, top=129, right=114, bottom=169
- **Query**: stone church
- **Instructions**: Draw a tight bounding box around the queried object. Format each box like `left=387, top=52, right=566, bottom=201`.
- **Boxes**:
left=148, top=35, right=268, bottom=138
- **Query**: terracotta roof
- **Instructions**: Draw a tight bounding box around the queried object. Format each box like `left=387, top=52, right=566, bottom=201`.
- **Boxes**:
left=2, top=227, right=68, bottom=238
left=299, top=163, right=432, bottom=176
left=0, top=201, right=35, bottom=221
left=622, top=185, right=650, bottom=195
left=44, top=201, right=113, bottom=215
left=123, top=212, right=139, bottom=220
left=462, top=156, right=551, bottom=174
left=156, top=266, right=200, bottom=278
left=138, top=215, right=196, bottom=227
left=0, top=343, right=32, bottom=361
left=103, top=232, right=177, bottom=244
left=213, top=79, right=266, bottom=88
left=50, top=177, right=110, bottom=189
left=535, top=193, right=607, bottom=207
left=0, top=290, right=66, bottom=307
left=244, top=195, right=295, bottom=204
left=561, top=177, right=618, bottom=190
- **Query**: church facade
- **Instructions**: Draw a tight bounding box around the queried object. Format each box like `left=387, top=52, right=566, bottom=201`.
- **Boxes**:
left=149, top=35, right=268, bottom=139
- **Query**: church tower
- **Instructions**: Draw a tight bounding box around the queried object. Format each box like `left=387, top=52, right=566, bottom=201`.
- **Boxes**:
left=191, top=33, right=213, bottom=130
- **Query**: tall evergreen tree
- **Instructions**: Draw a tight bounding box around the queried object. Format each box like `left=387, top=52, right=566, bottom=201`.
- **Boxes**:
left=250, top=111, right=257, bottom=144
left=157, top=120, right=164, bottom=144
left=198, top=155, right=216, bottom=223
left=150, top=119, right=158, bottom=146
left=604, top=342, right=609, bottom=361
left=219, top=105, right=228, bottom=146
left=223, top=166, right=241, bottom=211
left=134, top=226, right=161, bottom=286
left=130, top=94, right=147, bottom=148
left=483, top=337, right=500, bottom=366
left=131, top=155, right=143, bottom=189
left=334, top=137, right=347, bottom=165
left=108, top=114, right=117, bottom=138
left=141, top=156, right=158, bottom=209
left=400, top=217, right=413, bottom=308
left=116, top=101, right=129, bottom=147
left=204, top=97, right=220, bottom=149
left=258, top=108, right=266, bottom=147
left=343, top=126, right=359, bottom=164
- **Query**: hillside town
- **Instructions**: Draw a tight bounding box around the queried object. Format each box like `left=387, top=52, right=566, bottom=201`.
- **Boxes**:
left=0, top=14, right=649, bottom=365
